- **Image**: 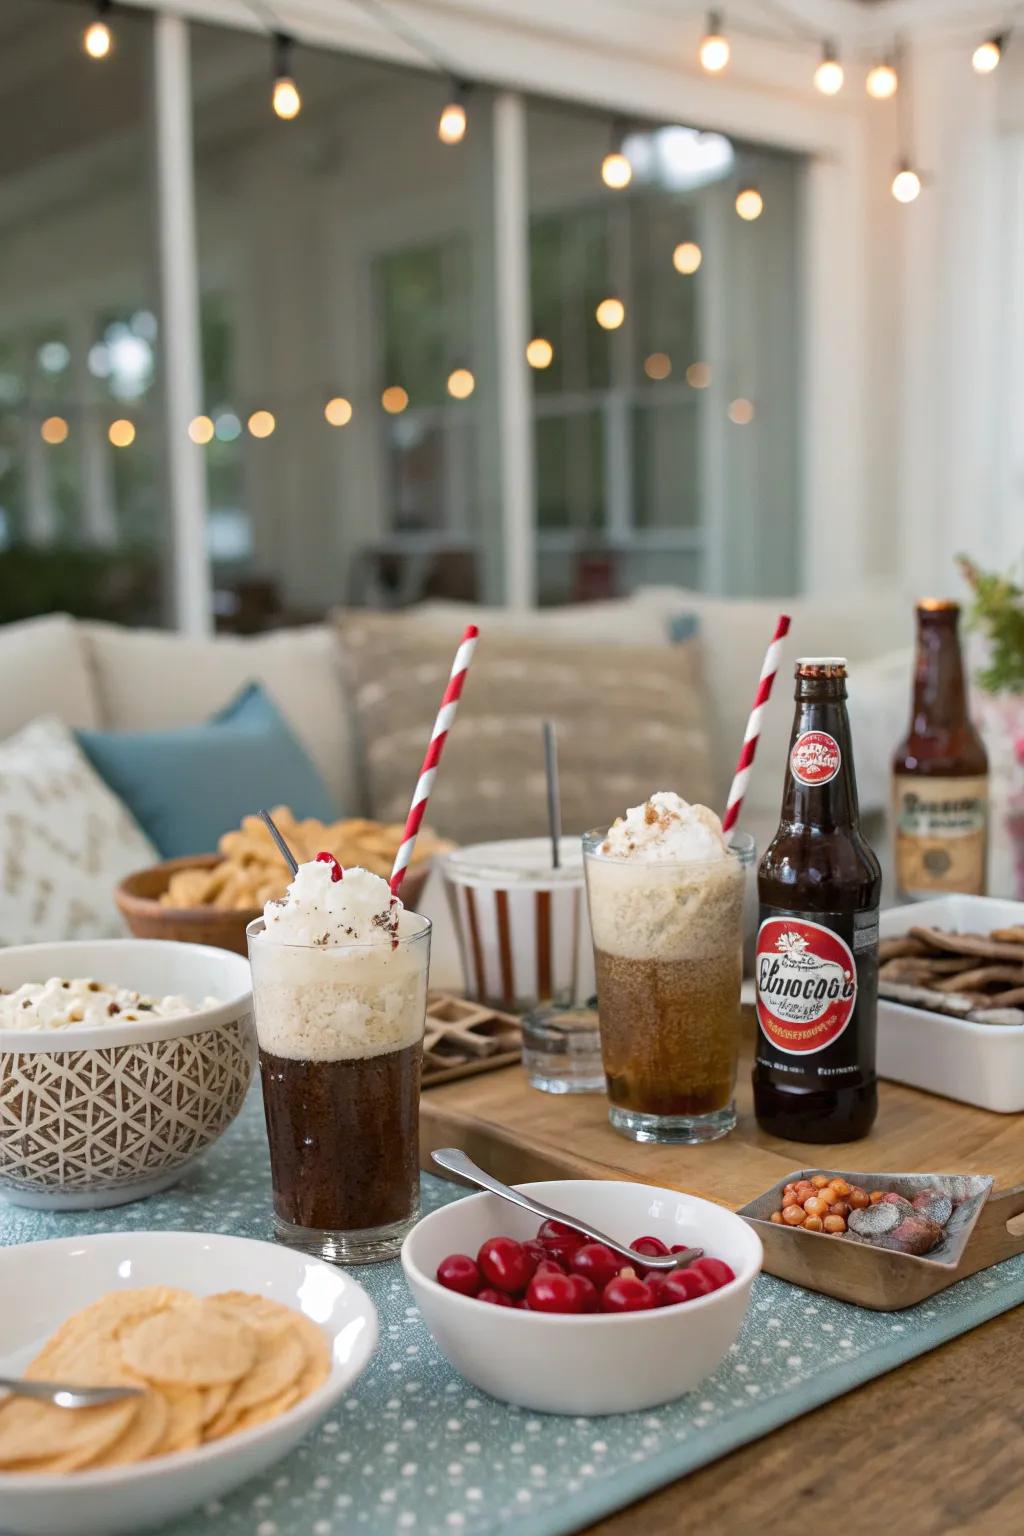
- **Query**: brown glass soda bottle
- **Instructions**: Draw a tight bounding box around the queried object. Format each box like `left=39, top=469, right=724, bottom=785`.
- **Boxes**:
left=753, top=659, right=882, bottom=1143
left=892, top=600, right=988, bottom=900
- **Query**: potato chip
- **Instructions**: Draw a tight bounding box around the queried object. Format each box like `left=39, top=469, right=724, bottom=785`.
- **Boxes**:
left=199, top=1382, right=232, bottom=1427
left=205, top=1383, right=301, bottom=1442
left=4, top=1286, right=327, bottom=1472
left=28, top=1286, right=190, bottom=1381
left=153, top=1386, right=203, bottom=1455
left=163, top=810, right=451, bottom=910
left=205, top=1305, right=305, bottom=1414
left=210, top=1292, right=331, bottom=1399
left=86, top=1390, right=168, bottom=1468
left=233, top=1384, right=301, bottom=1432
left=0, top=1394, right=138, bottom=1471
left=121, top=1301, right=257, bottom=1387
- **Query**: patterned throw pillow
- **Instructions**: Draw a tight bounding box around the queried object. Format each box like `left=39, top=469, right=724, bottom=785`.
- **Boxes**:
left=337, top=614, right=714, bottom=845
left=0, top=717, right=157, bottom=945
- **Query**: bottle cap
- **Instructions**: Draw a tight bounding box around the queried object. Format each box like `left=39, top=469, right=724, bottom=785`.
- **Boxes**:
left=917, top=597, right=959, bottom=615
left=795, top=656, right=848, bottom=667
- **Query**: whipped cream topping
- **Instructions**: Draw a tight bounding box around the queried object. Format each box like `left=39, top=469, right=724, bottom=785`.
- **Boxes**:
left=260, top=859, right=417, bottom=947
left=599, top=792, right=730, bottom=863
left=0, top=978, right=219, bottom=1032
left=251, top=858, right=429, bottom=1062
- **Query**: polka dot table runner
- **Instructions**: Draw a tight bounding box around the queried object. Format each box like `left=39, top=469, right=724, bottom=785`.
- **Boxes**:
left=3, top=1093, right=1023, bottom=1536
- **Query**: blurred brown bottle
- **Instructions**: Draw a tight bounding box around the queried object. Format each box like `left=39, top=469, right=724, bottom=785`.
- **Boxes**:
left=892, top=600, right=988, bottom=900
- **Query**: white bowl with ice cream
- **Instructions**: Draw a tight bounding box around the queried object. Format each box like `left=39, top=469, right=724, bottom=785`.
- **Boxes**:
left=0, top=939, right=254, bottom=1210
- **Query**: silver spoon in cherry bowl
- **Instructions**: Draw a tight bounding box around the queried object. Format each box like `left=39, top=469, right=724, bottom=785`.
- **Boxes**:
left=430, top=1148, right=704, bottom=1273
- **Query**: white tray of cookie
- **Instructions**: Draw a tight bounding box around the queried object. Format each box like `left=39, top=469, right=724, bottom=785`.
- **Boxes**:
left=877, top=895, right=1024, bottom=1112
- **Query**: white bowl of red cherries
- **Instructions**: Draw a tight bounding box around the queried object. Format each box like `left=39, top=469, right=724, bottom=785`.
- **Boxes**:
left=401, top=1179, right=762, bottom=1414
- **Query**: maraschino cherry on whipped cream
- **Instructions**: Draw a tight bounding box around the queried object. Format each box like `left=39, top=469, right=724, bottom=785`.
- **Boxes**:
left=600, top=792, right=729, bottom=863
left=260, top=854, right=418, bottom=946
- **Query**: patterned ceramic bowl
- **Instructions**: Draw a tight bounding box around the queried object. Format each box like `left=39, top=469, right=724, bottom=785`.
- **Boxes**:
left=0, top=939, right=254, bottom=1211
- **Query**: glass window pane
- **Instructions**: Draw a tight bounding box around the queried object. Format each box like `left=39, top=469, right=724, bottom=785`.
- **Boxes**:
left=0, top=2, right=167, bottom=624
left=526, top=101, right=803, bottom=601
left=191, top=30, right=500, bottom=625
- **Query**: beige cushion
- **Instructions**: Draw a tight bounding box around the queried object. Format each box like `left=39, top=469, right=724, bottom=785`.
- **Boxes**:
left=408, top=596, right=673, bottom=645
left=0, top=717, right=157, bottom=944
left=337, top=612, right=714, bottom=845
left=632, top=586, right=912, bottom=819
left=0, top=614, right=101, bottom=736
left=80, top=622, right=360, bottom=813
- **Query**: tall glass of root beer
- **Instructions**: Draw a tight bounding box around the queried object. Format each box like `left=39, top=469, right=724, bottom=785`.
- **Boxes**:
left=248, top=854, right=430, bottom=1264
left=584, top=793, right=753, bottom=1144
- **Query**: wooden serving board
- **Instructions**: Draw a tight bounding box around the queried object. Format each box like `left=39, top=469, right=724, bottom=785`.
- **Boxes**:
left=420, top=1013, right=1024, bottom=1304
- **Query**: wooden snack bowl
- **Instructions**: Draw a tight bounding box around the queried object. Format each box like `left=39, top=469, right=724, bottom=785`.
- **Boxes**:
left=116, top=854, right=432, bottom=957
left=739, top=1169, right=1024, bottom=1311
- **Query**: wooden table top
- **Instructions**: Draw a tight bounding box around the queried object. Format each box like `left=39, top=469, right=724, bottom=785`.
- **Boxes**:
left=421, top=1015, right=1024, bottom=1204
left=587, top=1306, right=1024, bottom=1535
left=420, top=1015, right=1024, bottom=1534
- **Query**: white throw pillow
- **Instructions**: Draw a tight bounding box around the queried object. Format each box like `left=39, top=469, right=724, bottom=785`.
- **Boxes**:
left=0, top=717, right=157, bottom=945
left=0, top=614, right=101, bottom=738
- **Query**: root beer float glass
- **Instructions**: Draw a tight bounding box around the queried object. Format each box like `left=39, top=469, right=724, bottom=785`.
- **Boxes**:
left=584, top=794, right=754, bottom=1144
left=248, top=854, right=431, bottom=1264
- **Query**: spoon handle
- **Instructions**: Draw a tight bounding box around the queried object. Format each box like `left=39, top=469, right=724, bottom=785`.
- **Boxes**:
left=429, top=1148, right=702, bottom=1272
left=0, top=1375, right=142, bottom=1408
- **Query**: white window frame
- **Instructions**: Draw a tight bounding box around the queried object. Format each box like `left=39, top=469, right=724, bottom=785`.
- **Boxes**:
left=136, top=0, right=870, bottom=627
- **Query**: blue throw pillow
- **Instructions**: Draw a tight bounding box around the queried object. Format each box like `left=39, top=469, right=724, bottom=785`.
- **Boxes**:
left=667, top=612, right=700, bottom=644
left=77, top=683, right=337, bottom=858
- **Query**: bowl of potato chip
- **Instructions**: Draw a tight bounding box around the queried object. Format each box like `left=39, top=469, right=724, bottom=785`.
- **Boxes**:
left=0, top=1229, right=377, bottom=1535
left=115, top=807, right=451, bottom=956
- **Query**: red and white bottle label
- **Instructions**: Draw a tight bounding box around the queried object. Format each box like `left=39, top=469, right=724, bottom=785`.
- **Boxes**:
left=755, top=917, right=857, bottom=1055
left=790, top=730, right=841, bottom=786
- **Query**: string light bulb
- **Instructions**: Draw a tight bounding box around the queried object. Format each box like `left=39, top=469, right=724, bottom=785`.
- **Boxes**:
left=866, top=60, right=899, bottom=99
left=324, top=396, right=353, bottom=427
left=272, top=34, right=301, bottom=120
left=595, top=297, right=626, bottom=331
left=972, top=36, right=1003, bottom=74
left=381, top=386, right=409, bottom=414
left=699, top=11, right=730, bottom=73
left=673, top=241, right=702, bottom=274
left=526, top=337, right=554, bottom=369
left=814, top=43, right=844, bottom=96
left=247, top=410, right=276, bottom=438
left=438, top=83, right=469, bottom=146
left=108, top=419, right=135, bottom=448
left=601, top=151, right=632, bottom=190
left=891, top=164, right=922, bottom=204
left=735, top=186, right=764, bottom=221
left=447, top=367, right=475, bottom=400
left=188, top=415, right=214, bottom=445
left=41, top=416, right=69, bottom=445
left=83, top=2, right=113, bottom=60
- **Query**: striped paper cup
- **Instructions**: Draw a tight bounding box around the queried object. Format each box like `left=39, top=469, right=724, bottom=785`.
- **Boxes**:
left=443, top=838, right=596, bottom=1012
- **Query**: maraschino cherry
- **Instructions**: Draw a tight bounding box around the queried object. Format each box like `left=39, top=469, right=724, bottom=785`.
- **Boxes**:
left=315, top=850, right=343, bottom=882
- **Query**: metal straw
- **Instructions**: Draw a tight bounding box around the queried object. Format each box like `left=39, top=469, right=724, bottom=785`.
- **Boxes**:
left=542, top=720, right=562, bottom=869
left=258, top=808, right=299, bottom=876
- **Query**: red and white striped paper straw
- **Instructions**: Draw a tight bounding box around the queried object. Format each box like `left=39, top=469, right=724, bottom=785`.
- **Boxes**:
left=721, top=613, right=791, bottom=837
left=389, top=624, right=479, bottom=898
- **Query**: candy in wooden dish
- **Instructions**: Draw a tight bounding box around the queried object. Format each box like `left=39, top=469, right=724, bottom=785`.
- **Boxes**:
left=737, top=1169, right=1024, bottom=1310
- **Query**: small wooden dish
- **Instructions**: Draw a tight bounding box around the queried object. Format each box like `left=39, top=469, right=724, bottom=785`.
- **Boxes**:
left=116, top=855, right=432, bottom=957
left=739, top=1169, right=1024, bottom=1310
left=422, top=995, right=522, bottom=1088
